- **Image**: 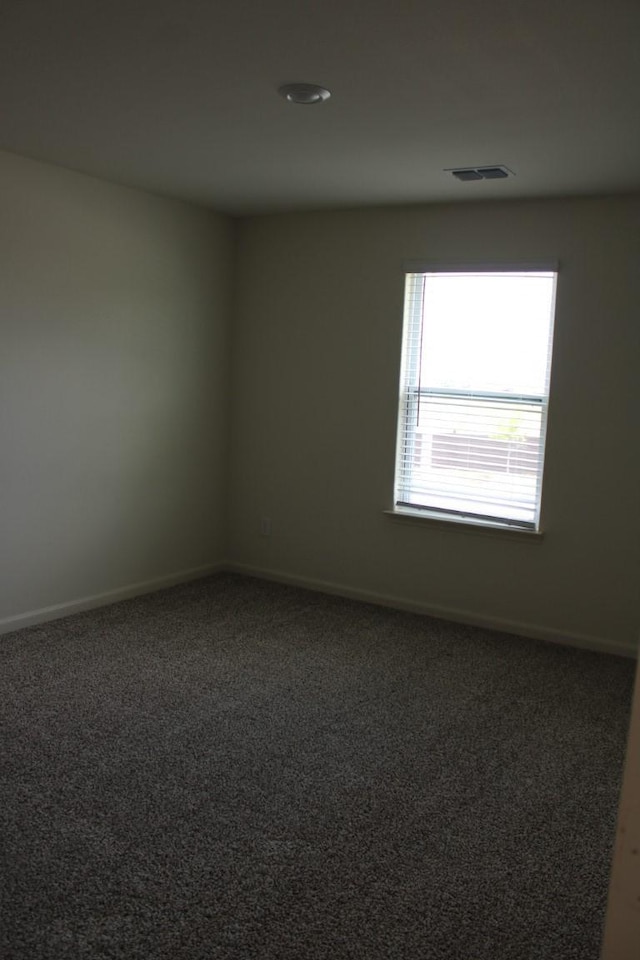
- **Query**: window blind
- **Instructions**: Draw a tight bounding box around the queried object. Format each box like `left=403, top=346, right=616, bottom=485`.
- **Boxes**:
left=394, top=269, right=557, bottom=530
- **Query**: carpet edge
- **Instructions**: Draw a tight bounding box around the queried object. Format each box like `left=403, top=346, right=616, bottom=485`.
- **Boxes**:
left=0, top=562, right=225, bottom=636
left=226, top=561, right=638, bottom=659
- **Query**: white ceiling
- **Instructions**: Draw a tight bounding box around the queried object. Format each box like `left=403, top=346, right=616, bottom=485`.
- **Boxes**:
left=1, top=0, right=639, bottom=214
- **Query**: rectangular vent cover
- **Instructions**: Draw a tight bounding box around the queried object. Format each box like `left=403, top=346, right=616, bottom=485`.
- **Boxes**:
left=450, top=165, right=512, bottom=181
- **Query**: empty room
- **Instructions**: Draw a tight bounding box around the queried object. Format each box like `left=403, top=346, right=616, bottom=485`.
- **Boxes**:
left=1, top=1, right=639, bottom=958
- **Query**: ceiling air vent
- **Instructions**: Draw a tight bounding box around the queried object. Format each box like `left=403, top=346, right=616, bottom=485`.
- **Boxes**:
left=449, top=165, right=512, bottom=181
left=452, top=169, right=483, bottom=181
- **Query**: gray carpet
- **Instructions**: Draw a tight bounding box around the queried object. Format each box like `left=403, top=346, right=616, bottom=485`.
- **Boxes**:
left=0, top=573, right=635, bottom=960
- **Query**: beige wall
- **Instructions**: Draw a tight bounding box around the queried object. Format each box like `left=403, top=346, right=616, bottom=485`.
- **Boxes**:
left=602, top=653, right=640, bottom=959
left=2, top=157, right=637, bottom=654
left=228, top=196, right=640, bottom=654
left=0, top=150, right=232, bottom=627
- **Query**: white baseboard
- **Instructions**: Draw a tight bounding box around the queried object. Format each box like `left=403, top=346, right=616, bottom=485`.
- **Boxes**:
left=0, top=562, right=224, bottom=636
left=226, top=561, right=638, bottom=659
left=4, top=558, right=636, bottom=659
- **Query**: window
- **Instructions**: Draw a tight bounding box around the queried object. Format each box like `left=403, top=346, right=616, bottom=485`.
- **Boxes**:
left=393, top=263, right=557, bottom=531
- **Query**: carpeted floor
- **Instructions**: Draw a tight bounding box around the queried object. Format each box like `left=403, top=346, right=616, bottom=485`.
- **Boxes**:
left=0, top=573, right=635, bottom=960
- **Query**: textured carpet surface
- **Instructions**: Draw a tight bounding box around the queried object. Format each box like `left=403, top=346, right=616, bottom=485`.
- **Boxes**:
left=0, top=573, right=635, bottom=960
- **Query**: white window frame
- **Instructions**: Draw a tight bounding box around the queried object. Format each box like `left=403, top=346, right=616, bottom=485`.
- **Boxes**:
left=392, top=261, right=558, bottom=533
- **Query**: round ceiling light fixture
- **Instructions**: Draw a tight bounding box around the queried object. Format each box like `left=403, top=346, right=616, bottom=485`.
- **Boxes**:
left=278, top=82, right=331, bottom=105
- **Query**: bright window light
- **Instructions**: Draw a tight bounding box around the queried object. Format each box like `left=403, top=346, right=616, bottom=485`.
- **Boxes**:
left=394, top=266, right=558, bottom=530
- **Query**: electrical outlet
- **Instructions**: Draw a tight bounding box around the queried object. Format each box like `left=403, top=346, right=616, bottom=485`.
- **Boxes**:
left=260, top=517, right=272, bottom=537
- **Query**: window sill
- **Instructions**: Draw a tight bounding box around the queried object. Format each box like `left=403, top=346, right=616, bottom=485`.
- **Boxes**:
left=384, top=508, right=545, bottom=542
